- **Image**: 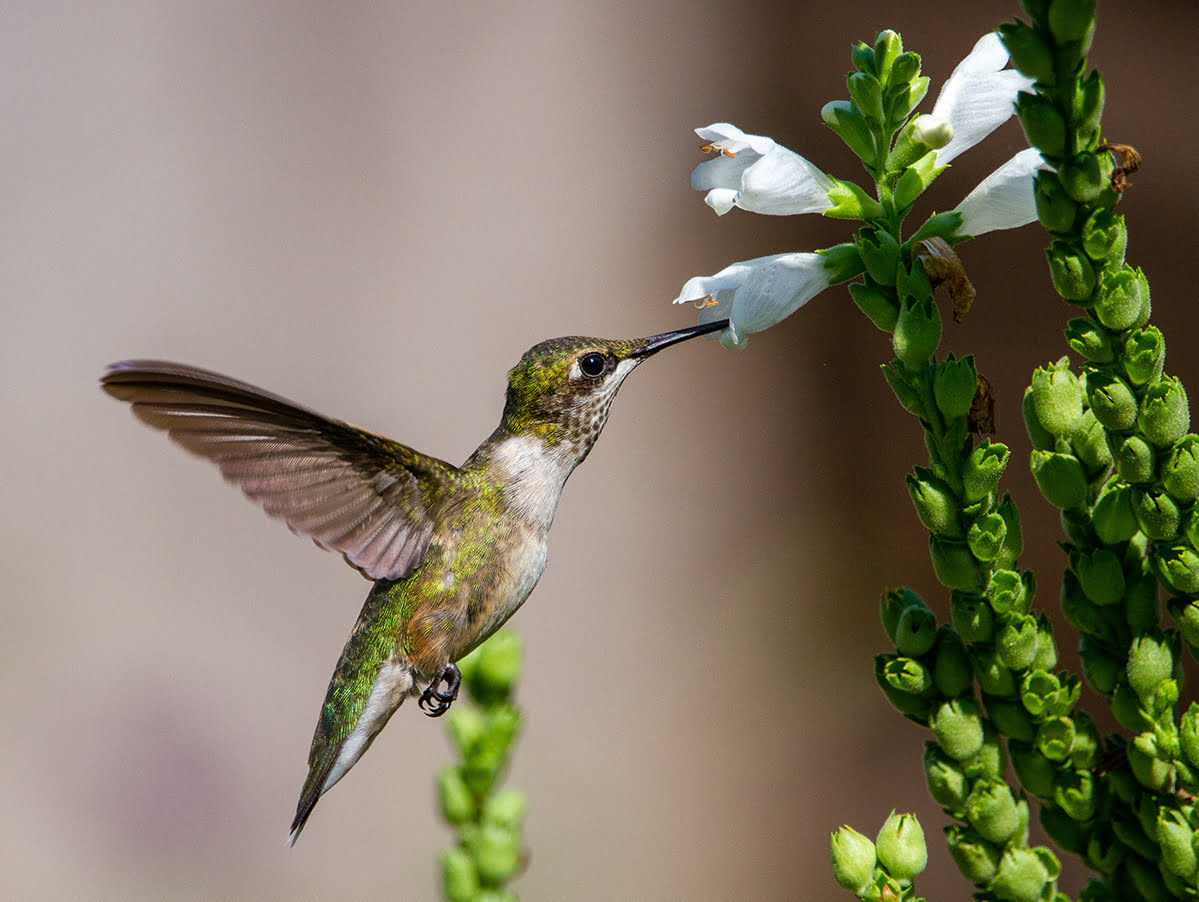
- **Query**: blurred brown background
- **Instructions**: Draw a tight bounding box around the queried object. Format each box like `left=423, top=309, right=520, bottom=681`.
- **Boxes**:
left=3, top=1, right=1195, bottom=898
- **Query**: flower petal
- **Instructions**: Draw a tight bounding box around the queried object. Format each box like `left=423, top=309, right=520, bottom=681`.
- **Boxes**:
left=930, top=33, right=1036, bottom=165
left=673, top=252, right=832, bottom=348
left=955, top=148, right=1048, bottom=236
left=690, top=123, right=834, bottom=217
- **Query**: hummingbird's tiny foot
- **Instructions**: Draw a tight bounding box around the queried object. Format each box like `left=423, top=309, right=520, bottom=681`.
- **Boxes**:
left=418, top=663, right=461, bottom=717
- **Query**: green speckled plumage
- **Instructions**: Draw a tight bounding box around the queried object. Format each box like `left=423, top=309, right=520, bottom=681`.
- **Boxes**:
left=100, top=320, right=726, bottom=846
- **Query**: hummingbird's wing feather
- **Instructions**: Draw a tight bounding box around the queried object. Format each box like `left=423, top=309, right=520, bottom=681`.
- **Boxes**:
left=102, top=360, right=458, bottom=581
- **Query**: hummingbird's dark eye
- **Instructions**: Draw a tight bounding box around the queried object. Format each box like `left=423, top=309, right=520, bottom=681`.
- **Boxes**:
left=578, top=353, right=607, bottom=378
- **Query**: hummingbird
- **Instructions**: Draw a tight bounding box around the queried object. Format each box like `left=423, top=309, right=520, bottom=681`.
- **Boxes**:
left=101, top=318, right=727, bottom=845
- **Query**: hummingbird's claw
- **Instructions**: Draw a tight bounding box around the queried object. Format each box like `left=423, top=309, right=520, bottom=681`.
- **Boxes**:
left=418, top=663, right=461, bottom=717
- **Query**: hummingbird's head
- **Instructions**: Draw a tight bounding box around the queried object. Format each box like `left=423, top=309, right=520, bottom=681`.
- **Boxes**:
left=499, top=320, right=728, bottom=454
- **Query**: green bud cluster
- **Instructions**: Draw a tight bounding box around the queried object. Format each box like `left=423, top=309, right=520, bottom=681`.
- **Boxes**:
left=439, top=632, right=529, bottom=902
left=831, top=812, right=928, bottom=901
left=1003, top=4, right=1199, bottom=899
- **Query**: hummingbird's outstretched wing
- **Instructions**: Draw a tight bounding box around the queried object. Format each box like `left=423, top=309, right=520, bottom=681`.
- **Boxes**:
left=102, top=360, right=458, bottom=581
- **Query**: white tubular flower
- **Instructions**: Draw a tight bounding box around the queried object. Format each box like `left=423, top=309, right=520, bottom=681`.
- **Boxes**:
left=691, top=123, right=835, bottom=216
left=923, top=32, right=1036, bottom=165
left=955, top=148, right=1048, bottom=237
left=672, top=252, right=832, bottom=349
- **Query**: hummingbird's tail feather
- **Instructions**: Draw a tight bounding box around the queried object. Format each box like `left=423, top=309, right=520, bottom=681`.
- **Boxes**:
left=285, top=657, right=418, bottom=846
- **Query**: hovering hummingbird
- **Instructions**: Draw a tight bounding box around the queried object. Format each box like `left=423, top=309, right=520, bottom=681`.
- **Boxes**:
left=101, top=318, right=727, bottom=844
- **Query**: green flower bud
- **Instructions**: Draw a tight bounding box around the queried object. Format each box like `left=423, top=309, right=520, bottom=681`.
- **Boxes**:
left=999, top=614, right=1039, bottom=671
left=1123, top=568, right=1160, bottom=635
left=1015, top=93, right=1067, bottom=157
left=1049, top=0, right=1096, bottom=42
left=875, top=811, right=927, bottom=881
left=1111, top=681, right=1153, bottom=733
left=933, top=354, right=978, bottom=420
left=1076, top=69, right=1105, bottom=146
left=1127, top=633, right=1175, bottom=705
left=983, top=570, right=1031, bottom=618
left=885, top=75, right=930, bottom=128
left=1154, top=543, right=1199, bottom=595
left=991, top=495, right=1023, bottom=570
left=1010, top=740, right=1056, bottom=799
left=1074, top=548, right=1125, bottom=606
left=1078, top=636, right=1120, bottom=694
left=967, top=723, right=1008, bottom=783
left=464, top=630, right=524, bottom=702
left=442, top=847, right=481, bottom=902
left=1156, top=808, right=1198, bottom=879
left=999, top=20, right=1055, bottom=84
left=1064, top=317, right=1113, bottom=363
left=1061, top=571, right=1114, bottom=642
left=873, top=29, right=901, bottom=80
left=830, top=824, right=877, bottom=894
left=881, top=360, right=924, bottom=416
left=822, top=100, right=876, bottom=162
left=946, top=825, right=1000, bottom=885
left=875, top=653, right=933, bottom=719
left=1040, top=803, right=1089, bottom=854
left=1122, top=327, right=1164, bottom=387
left=924, top=742, right=969, bottom=811
left=1179, top=703, right=1199, bottom=769
left=932, top=698, right=985, bottom=760
left=448, top=707, right=487, bottom=758
left=856, top=227, right=902, bottom=287
left=965, top=780, right=1022, bottom=845
left=1030, top=450, right=1087, bottom=510
left=1139, top=376, right=1190, bottom=448
left=851, top=41, right=876, bottom=76
left=951, top=591, right=993, bottom=643
left=1091, top=484, right=1139, bottom=544
left=1071, top=409, right=1111, bottom=474
left=880, top=586, right=925, bottom=643
left=933, top=627, right=972, bottom=698
left=1086, top=370, right=1137, bottom=431
left=481, top=788, right=528, bottom=830
left=438, top=766, right=476, bottom=825
left=1132, top=488, right=1180, bottom=541
left=1171, top=597, right=1199, bottom=650
left=895, top=605, right=938, bottom=657
left=968, top=514, right=1007, bottom=562
left=1114, top=435, right=1154, bottom=484
left=1054, top=768, right=1097, bottom=822
left=893, top=295, right=942, bottom=369
left=847, top=72, right=884, bottom=124
left=1163, top=435, right=1199, bottom=502
left=1084, top=830, right=1126, bottom=878
left=1082, top=208, right=1127, bottom=265
left=992, top=846, right=1060, bottom=902
left=1033, top=616, right=1058, bottom=672
left=906, top=467, right=959, bottom=535
left=1037, top=716, right=1077, bottom=762
left=1046, top=239, right=1096, bottom=301
left=930, top=536, right=983, bottom=591
left=466, top=822, right=523, bottom=885
left=1071, top=711, right=1101, bottom=769
left=1058, top=152, right=1104, bottom=204
left=1020, top=669, right=1061, bottom=718
left=1094, top=265, right=1145, bottom=332
left=1128, top=732, right=1171, bottom=792
left=963, top=442, right=1011, bottom=503
left=849, top=280, right=899, bottom=332
left=1034, top=171, right=1078, bottom=233
left=985, top=696, right=1037, bottom=742
left=1022, top=386, right=1056, bottom=451
left=973, top=646, right=1017, bottom=697
left=1030, top=357, right=1084, bottom=436
left=888, top=48, right=921, bottom=87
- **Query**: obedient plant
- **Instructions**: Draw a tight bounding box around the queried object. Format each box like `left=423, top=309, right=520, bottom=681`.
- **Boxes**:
left=675, top=3, right=1196, bottom=901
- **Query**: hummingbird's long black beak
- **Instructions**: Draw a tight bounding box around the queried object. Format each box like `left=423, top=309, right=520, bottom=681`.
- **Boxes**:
left=629, top=319, right=730, bottom=359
